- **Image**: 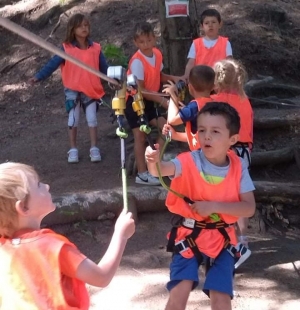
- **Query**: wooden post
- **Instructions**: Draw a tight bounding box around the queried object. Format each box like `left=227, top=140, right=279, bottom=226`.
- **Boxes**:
left=158, top=0, right=198, bottom=75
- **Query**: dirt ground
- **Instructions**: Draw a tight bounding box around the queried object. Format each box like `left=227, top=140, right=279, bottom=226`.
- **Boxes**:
left=1, top=0, right=300, bottom=309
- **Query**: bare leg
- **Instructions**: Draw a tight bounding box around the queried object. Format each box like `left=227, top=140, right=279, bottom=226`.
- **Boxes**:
left=69, top=127, right=77, bottom=149
left=165, top=280, right=193, bottom=310
left=89, top=126, right=98, bottom=148
left=237, top=217, right=249, bottom=245
left=210, top=290, right=232, bottom=310
left=132, top=128, right=147, bottom=173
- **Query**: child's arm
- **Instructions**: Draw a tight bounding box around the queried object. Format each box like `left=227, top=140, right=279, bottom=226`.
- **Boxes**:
left=135, top=79, right=170, bottom=109
left=75, top=210, right=135, bottom=287
left=99, top=51, right=108, bottom=75
left=160, top=72, right=183, bottom=84
left=162, top=124, right=188, bottom=143
left=190, top=191, right=256, bottom=218
left=145, top=144, right=176, bottom=177
left=183, top=58, right=195, bottom=81
left=28, top=52, right=65, bottom=84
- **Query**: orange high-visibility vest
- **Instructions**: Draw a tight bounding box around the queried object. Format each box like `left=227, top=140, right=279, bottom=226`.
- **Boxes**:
left=166, top=151, right=241, bottom=258
left=212, top=93, right=253, bottom=146
left=194, top=36, right=228, bottom=67
left=61, top=42, right=105, bottom=99
left=127, top=48, right=162, bottom=92
left=185, top=97, right=212, bottom=151
left=0, top=229, right=89, bottom=310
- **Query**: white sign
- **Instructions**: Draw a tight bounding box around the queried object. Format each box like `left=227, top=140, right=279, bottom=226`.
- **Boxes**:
left=165, top=0, right=189, bottom=18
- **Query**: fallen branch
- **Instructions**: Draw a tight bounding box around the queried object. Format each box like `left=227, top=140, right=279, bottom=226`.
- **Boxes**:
left=45, top=12, right=68, bottom=41
left=0, top=55, right=32, bottom=74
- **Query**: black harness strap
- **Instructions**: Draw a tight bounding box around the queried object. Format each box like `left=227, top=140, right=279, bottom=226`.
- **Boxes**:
left=233, top=142, right=252, bottom=169
left=167, top=218, right=234, bottom=265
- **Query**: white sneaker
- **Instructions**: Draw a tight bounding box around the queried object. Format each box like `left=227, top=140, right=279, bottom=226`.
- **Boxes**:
left=135, top=171, right=161, bottom=186
left=234, top=243, right=251, bottom=269
left=90, top=146, right=101, bottom=162
left=68, top=148, right=79, bottom=163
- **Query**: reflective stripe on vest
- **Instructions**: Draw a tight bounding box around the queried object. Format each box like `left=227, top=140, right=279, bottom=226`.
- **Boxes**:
left=61, top=42, right=105, bottom=99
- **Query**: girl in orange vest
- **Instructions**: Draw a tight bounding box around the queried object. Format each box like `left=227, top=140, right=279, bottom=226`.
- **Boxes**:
left=0, top=162, right=135, bottom=309
left=29, top=14, right=107, bottom=163
left=212, top=58, right=253, bottom=255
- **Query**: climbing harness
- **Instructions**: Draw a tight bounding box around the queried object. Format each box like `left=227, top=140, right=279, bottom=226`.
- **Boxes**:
left=167, top=217, right=236, bottom=267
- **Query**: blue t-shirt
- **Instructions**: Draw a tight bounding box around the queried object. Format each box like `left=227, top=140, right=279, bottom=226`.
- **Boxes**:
left=179, top=100, right=199, bottom=133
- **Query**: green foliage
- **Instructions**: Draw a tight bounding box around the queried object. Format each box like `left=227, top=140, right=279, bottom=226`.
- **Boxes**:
left=103, top=44, right=128, bottom=68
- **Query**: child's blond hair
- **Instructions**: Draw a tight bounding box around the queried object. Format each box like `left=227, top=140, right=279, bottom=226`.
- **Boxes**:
left=0, top=162, right=38, bottom=237
left=214, top=59, right=248, bottom=98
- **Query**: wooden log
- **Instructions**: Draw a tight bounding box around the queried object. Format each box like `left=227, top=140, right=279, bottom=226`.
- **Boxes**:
left=253, top=181, right=300, bottom=205
left=254, top=111, right=300, bottom=129
left=244, top=76, right=274, bottom=95
left=251, top=147, right=294, bottom=166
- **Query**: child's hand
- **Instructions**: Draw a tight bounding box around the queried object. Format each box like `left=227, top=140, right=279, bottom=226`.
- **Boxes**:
left=27, top=77, right=38, bottom=85
left=162, top=124, right=175, bottom=137
left=114, top=209, right=135, bottom=240
left=145, top=144, right=160, bottom=164
left=163, top=81, right=179, bottom=103
left=190, top=201, right=215, bottom=218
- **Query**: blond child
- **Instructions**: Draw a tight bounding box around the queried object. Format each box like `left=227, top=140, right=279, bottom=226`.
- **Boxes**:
left=0, top=162, right=135, bottom=309
left=212, top=58, right=254, bottom=266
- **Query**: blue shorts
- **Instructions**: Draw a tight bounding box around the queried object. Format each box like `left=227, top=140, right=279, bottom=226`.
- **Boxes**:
left=167, top=249, right=235, bottom=298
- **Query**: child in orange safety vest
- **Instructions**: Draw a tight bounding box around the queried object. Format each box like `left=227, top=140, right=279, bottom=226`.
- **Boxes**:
left=0, top=162, right=135, bottom=310
left=183, top=9, right=233, bottom=80
left=29, top=14, right=107, bottom=163
left=162, top=65, right=215, bottom=151
left=145, top=102, right=255, bottom=310
left=125, top=22, right=182, bottom=186
left=212, top=58, right=254, bottom=259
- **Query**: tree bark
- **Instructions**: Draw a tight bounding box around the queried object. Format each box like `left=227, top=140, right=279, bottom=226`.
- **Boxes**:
left=158, top=0, right=198, bottom=75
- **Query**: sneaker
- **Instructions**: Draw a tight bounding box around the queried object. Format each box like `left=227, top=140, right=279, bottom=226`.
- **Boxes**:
left=68, top=148, right=79, bottom=163
left=135, top=171, right=161, bottom=186
left=234, top=243, right=251, bottom=269
left=90, top=146, right=101, bottom=162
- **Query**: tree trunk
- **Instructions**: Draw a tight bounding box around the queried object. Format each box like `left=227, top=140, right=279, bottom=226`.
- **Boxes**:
left=158, top=0, right=198, bottom=75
